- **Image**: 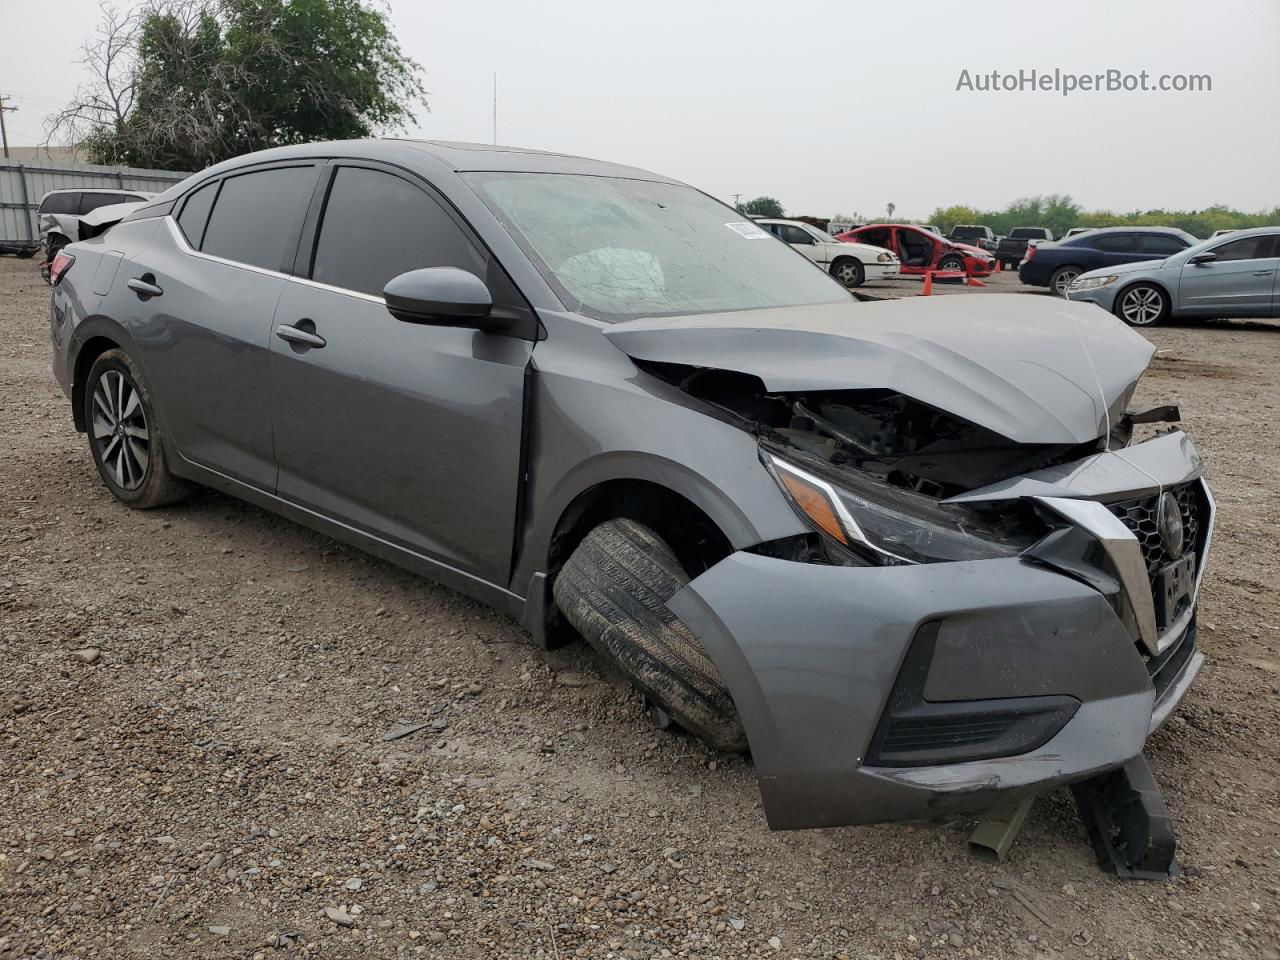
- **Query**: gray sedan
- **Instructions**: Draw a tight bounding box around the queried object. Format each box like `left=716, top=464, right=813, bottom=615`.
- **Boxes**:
left=1067, top=227, right=1280, bottom=325
left=49, top=139, right=1210, bottom=831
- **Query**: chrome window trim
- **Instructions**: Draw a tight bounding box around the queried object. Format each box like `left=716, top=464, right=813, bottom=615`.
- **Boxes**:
left=287, top=275, right=386, bottom=305
left=165, top=215, right=387, bottom=306
left=164, top=216, right=291, bottom=281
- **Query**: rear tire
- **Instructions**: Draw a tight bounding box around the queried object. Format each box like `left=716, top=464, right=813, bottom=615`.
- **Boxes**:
left=1049, top=265, right=1082, bottom=297
left=84, top=349, right=191, bottom=509
left=553, top=519, right=748, bottom=753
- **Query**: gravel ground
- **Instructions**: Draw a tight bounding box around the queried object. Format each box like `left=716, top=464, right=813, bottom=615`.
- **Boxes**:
left=1, top=256, right=1277, bottom=960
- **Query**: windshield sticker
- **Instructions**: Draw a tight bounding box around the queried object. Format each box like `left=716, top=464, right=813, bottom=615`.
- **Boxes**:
left=725, top=221, right=770, bottom=239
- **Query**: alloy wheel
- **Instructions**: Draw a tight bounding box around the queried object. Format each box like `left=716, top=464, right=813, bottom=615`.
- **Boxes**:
left=1119, top=286, right=1165, bottom=325
left=91, top=370, right=150, bottom=490
left=834, top=260, right=863, bottom=286
left=1052, top=269, right=1080, bottom=296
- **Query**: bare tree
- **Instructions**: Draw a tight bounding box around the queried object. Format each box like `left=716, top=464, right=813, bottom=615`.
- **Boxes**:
left=43, top=4, right=142, bottom=159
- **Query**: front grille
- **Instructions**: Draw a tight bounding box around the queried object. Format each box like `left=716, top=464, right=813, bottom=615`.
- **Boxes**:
left=1106, top=482, right=1206, bottom=638
left=1107, top=485, right=1202, bottom=577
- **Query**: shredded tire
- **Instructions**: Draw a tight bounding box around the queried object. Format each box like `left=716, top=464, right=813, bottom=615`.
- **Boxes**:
left=553, top=519, right=748, bottom=753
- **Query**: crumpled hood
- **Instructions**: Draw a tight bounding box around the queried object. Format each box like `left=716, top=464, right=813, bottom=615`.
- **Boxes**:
left=604, top=294, right=1155, bottom=445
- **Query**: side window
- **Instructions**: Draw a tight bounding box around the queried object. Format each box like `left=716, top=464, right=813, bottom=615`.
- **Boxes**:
left=1139, top=234, right=1189, bottom=255
left=1091, top=234, right=1137, bottom=253
left=80, top=192, right=129, bottom=214
left=310, top=166, right=486, bottom=297
left=39, top=193, right=79, bottom=215
left=1209, top=235, right=1271, bottom=261
left=779, top=224, right=814, bottom=245
left=201, top=166, right=317, bottom=272
left=176, top=181, right=219, bottom=248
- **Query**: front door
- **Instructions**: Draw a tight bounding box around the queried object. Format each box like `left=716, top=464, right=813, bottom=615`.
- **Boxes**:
left=268, top=163, right=533, bottom=585
left=1178, top=234, right=1279, bottom=316
left=777, top=223, right=822, bottom=264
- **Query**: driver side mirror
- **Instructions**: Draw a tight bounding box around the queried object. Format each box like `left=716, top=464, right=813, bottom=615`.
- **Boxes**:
left=1189, top=252, right=1217, bottom=265
left=383, top=267, right=494, bottom=327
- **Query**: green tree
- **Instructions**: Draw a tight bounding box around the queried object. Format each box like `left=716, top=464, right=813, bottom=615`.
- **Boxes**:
left=54, top=0, right=427, bottom=170
left=740, top=196, right=784, bottom=218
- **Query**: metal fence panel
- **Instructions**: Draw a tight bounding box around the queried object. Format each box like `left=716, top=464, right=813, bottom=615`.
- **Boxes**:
left=0, top=160, right=191, bottom=245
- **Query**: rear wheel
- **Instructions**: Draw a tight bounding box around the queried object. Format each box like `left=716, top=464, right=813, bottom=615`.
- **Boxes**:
left=84, top=349, right=190, bottom=508
left=831, top=257, right=865, bottom=288
left=1114, top=283, right=1170, bottom=326
left=553, top=519, right=748, bottom=753
left=1049, top=265, right=1082, bottom=297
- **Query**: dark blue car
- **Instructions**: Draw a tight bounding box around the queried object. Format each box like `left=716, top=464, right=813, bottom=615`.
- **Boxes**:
left=1019, top=226, right=1199, bottom=296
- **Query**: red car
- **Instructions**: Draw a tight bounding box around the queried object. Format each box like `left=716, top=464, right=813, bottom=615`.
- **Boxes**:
left=835, top=224, right=995, bottom=278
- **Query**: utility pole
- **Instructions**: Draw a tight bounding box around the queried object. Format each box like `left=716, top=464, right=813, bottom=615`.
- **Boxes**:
left=732, top=192, right=742, bottom=210
left=0, top=94, right=16, bottom=159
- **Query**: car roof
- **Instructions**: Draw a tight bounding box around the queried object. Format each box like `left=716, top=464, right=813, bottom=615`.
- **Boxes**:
left=189, top=138, right=680, bottom=185
left=755, top=218, right=814, bottom=228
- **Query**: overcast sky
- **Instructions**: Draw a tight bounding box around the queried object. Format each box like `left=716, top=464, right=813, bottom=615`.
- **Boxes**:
left=3, top=0, right=1277, bottom=219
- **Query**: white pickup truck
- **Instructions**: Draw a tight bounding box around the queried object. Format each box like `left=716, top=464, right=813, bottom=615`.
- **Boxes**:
left=756, top=218, right=899, bottom=287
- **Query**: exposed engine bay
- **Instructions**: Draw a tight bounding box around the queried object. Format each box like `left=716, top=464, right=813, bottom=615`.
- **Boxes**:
left=643, top=362, right=1122, bottom=499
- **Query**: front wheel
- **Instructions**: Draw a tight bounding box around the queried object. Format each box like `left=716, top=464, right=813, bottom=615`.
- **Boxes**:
left=1114, top=283, right=1170, bottom=326
left=831, top=257, right=865, bottom=288
left=553, top=519, right=748, bottom=753
left=84, top=349, right=190, bottom=508
left=938, top=255, right=966, bottom=273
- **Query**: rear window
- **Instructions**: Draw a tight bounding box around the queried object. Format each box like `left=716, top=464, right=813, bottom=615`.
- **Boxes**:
left=80, top=192, right=133, bottom=214
left=1090, top=234, right=1138, bottom=253
left=1139, top=234, right=1189, bottom=255
left=200, top=166, right=317, bottom=272
left=39, top=192, right=79, bottom=215
left=176, top=181, right=219, bottom=248
left=1010, top=228, right=1045, bottom=239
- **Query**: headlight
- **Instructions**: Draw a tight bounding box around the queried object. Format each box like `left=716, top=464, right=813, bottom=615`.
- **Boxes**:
left=762, top=447, right=1036, bottom=565
left=876, top=251, right=895, bottom=263
left=1069, top=275, right=1118, bottom=291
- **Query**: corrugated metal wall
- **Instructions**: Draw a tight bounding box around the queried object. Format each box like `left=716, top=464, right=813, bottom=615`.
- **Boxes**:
left=0, top=161, right=190, bottom=244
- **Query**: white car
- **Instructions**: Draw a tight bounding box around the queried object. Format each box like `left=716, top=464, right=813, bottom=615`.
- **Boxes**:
left=756, top=218, right=899, bottom=287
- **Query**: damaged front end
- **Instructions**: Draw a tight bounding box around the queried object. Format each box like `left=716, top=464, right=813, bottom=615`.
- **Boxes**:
left=648, top=360, right=1089, bottom=567
left=610, top=296, right=1211, bottom=831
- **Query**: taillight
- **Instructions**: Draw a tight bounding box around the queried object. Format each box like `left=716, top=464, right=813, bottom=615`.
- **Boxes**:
left=1023, top=245, right=1036, bottom=262
left=50, top=251, right=76, bottom=286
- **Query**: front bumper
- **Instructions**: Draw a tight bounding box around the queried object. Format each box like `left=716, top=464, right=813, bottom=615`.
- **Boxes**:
left=865, top=262, right=899, bottom=281
left=1065, top=282, right=1121, bottom=311
left=669, top=435, right=1211, bottom=830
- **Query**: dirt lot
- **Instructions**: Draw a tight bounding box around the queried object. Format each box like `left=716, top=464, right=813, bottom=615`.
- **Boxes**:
left=1, top=257, right=1277, bottom=960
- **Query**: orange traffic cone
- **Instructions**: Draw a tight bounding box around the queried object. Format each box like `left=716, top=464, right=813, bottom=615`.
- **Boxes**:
left=966, top=274, right=986, bottom=287
left=921, top=271, right=933, bottom=296
left=995, top=259, right=1002, bottom=271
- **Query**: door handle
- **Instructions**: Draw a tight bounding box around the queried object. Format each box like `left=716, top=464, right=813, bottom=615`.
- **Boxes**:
left=127, top=275, right=163, bottom=299
left=275, top=321, right=326, bottom=349
left=1252, top=270, right=1273, bottom=276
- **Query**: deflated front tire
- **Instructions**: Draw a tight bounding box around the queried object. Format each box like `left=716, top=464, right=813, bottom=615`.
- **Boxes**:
left=553, top=519, right=749, bottom=753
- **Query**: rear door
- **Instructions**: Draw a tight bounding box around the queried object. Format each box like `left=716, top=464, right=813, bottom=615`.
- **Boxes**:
left=122, top=163, right=319, bottom=489
left=1178, top=234, right=1278, bottom=316
left=268, top=162, right=533, bottom=585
